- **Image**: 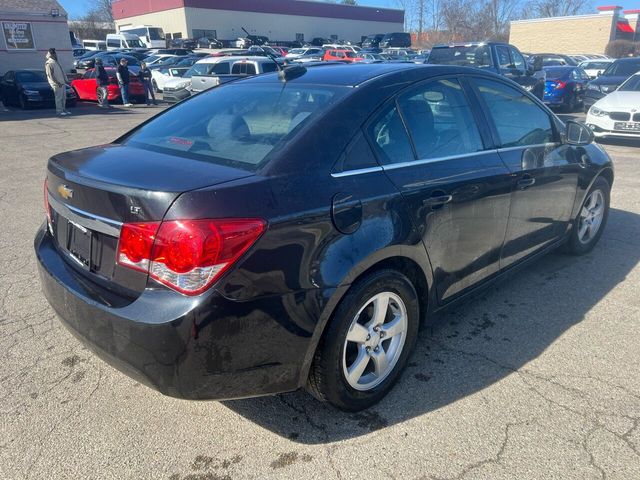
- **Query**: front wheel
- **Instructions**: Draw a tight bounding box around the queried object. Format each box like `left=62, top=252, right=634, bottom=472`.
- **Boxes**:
left=565, top=176, right=610, bottom=255
left=307, top=269, right=419, bottom=411
left=152, top=80, right=158, bottom=93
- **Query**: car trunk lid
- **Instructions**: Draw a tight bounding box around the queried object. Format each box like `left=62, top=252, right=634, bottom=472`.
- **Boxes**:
left=45, top=143, right=254, bottom=297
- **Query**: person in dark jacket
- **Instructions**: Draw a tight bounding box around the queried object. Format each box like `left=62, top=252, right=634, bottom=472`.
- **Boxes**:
left=95, top=58, right=110, bottom=109
left=116, top=58, right=132, bottom=107
left=138, top=62, right=157, bottom=106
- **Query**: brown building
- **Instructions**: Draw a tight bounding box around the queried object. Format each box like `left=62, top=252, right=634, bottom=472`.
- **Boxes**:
left=0, top=0, right=72, bottom=74
left=510, top=5, right=639, bottom=55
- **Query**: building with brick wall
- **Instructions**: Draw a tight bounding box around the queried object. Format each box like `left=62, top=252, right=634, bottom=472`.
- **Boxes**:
left=0, top=0, right=72, bottom=74
left=112, top=0, right=405, bottom=45
left=510, top=6, right=639, bottom=55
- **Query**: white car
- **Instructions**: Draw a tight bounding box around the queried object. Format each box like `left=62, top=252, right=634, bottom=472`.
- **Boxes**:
left=285, top=47, right=323, bottom=59
left=586, top=73, right=640, bottom=138
left=151, top=66, right=190, bottom=92
left=578, top=59, right=614, bottom=79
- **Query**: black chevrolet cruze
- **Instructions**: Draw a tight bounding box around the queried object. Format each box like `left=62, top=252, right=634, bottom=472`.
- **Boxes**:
left=36, top=63, right=613, bottom=411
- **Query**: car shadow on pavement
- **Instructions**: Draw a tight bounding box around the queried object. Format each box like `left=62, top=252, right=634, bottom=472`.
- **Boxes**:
left=224, top=207, right=640, bottom=444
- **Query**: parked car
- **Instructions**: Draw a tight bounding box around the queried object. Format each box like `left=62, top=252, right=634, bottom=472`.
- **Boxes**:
left=170, top=38, right=197, bottom=50
left=190, top=56, right=280, bottom=93
left=36, top=63, right=613, bottom=412
left=270, top=46, right=289, bottom=57
left=71, top=67, right=145, bottom=104
left=143, top=54, right=178, bottom=66
left=322, top=49, right=363, bottom=63
left=77, top=53, right=140, bottom=70
left=73, top=48, right=88, bottom=57
left=285, top=47, right=323, bottom=60
left=151, top=66, right=189, bottom=92
left=361, top=53, right=384, bottom=63
left=74, top=50, right=103, bottom=69
left=106, top=33, right=146, bottom=51
left=428, top=42, right=545, bottom=99
left=161, top=61, right=212, bottom=103
left=362, top=34, right=384, bottom=50
left=196, top=37, right=223, bottom=49
left=379, top=32, right=411, bottom=48
left=542, top=66, right=590, bottom=112
left=586, top=72, right=640, bottom=139
left=528, top=53, right=578, bottom=67
left=584, top=57, right=640, bottom=112
left=147, top=48, right=192, bottom=56
left=578, top=59, right=614, bottom=79
left=0, top=69, right=76, bottom=109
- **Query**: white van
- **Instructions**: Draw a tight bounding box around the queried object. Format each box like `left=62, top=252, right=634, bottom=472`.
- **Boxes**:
left=106, top=33, right=146, bottom=50
left=82, top=40, right=106, bottom=51
left=120, top=26, right=166, bottom=49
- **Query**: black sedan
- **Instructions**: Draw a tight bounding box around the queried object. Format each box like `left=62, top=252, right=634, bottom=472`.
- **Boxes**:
left=0, top=70, right=76, bottom=109
left=36, top=64, right=613, bottom=411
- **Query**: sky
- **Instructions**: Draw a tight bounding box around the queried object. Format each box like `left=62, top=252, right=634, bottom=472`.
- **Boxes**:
left=60, top=0, right=640, bottom=20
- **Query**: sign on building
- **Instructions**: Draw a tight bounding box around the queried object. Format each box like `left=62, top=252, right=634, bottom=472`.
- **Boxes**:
left=3, top=22, right=35, bottom=50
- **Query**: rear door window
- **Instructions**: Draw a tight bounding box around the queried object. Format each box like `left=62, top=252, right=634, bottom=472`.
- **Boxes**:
left=473, top=77, right=554, bottom=148
left=397, top=78, right=484, bottom=159
left=496, top=46, right=511, bottom=69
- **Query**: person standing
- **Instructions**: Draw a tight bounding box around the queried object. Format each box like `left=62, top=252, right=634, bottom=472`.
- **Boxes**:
left=44, top=48, right=70, bottom=116
left=95, top=58, right=110, bottom=109
left=116, top=58, right=132, bottom=107
left=138, top=62, right=157, bottom=106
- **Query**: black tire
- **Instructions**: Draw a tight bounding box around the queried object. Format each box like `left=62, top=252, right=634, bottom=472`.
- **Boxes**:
left=563, top=93, right=576, bottom=113
left=152, top=80, right=158, bottom=93
left=307, top=269, right=419, bottom=411
left=584, top=104, right=590, bottom=114
left=564, top=176, right=610, bottom=255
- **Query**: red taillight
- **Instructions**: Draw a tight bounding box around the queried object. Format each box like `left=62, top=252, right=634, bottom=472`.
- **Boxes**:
left=554, top=81, right=567, bottom=90
left=43, top=178, right=52, bottom=225
left=117, top=218, right=266, bottom=295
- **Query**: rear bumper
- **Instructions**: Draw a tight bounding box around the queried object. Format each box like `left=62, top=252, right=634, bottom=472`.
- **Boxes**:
left=35, top=224, right=326, bottom=400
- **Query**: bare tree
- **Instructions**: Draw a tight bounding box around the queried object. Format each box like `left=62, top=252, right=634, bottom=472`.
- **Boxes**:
left=527, top=0, right=591, bottom=18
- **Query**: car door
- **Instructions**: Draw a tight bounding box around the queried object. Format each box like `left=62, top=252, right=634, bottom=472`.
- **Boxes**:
left=469, top=76, right=581, bottom=268
left=368, top=76, right=513, bottom=302
left=72, top=70, right=94, bottom=100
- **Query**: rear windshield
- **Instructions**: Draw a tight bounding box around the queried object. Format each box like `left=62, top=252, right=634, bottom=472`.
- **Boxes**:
left=429, top=46, right=494, bottom=68
left=580, top=61, right=610, bottom=70
left=603, top=60, right=640, bottom=77
left=544, top=67, right=571, bottom=80
left=123, top=83, right=347, bottom=170
left=16, top=71, right=47, bottom=82
left=619, top=75, right=640, bottom=91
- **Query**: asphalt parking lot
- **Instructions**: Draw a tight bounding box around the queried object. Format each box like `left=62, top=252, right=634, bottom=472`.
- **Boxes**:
left=1, top=103, right=639, bottom=480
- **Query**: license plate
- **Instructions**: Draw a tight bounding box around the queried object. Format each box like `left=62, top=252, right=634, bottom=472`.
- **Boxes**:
left=613, top=122, right=640, bottom=131
left=67, top=220, right=92, bottom=268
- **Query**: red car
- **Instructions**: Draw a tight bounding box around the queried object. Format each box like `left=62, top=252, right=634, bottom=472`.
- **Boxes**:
left=322, top=49, right=363, bottom=63
left=71, top=67, right=145, bottom=104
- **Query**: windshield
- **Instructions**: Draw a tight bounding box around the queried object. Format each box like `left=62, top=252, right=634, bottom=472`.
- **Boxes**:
left=544, top=67, right=571, bottom=80
left=602, top=60, right=640, bottom=77
left=345, top=52, right=358, bottom=58
left=127, top=39, right=144, bottom=48
left=17, top=71, right=47, bottom=83
left=619, top=74, right=640, bottom=91
left=428, top=46, right=494, bottom=68
left=123, top=83, right=347, bottom=170
left=289, top=49, right=305, bottom=55
left=148, top=28, right=165, bottom=40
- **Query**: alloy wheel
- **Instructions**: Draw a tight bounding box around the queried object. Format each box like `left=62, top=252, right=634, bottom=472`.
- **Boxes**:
left=578, top=189, right=605, bottom=244
left=342, top=292, right=408, bottom=391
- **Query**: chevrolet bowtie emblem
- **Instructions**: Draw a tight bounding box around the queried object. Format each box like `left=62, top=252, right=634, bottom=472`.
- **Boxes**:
left=58, top=184, right=73, bottom=200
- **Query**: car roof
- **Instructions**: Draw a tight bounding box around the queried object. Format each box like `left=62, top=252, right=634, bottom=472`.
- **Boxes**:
left=614, top=57, right=640, bottom=63
left=245, top=63, right=475, bottom=87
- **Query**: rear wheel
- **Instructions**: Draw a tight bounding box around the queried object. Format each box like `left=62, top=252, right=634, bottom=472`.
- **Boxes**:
left=307, top=269, right=419, bottom=411
left=96, top=87, right=107, bottom=105
left=565, top=176, right=610, bottom=255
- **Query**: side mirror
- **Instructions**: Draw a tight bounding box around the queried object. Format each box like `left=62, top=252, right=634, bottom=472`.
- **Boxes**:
left=533, top=56, right=543, bottom=72
left=565, top=121, right=594, bottom=146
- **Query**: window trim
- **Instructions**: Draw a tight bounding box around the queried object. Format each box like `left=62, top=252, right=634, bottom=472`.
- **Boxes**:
left=466, top=75, right=561, bottom=149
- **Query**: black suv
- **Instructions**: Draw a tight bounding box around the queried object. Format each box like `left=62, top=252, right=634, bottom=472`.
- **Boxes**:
left=428, top=42, right=545, bottom=99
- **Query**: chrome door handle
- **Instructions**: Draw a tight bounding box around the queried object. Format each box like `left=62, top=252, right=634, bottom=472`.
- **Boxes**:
left=423, top=195, right=453, bottom=207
